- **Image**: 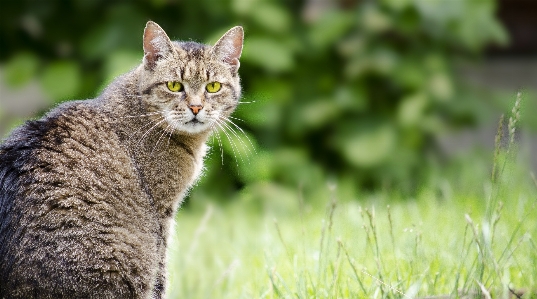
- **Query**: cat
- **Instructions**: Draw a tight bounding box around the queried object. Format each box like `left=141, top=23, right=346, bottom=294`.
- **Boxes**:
left=0, top=21, right=243, bottom=299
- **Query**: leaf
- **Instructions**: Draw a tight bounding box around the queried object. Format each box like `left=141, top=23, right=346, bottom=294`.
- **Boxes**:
left=242, top=37, right=294, bottom=72
left=81, top=23, right=123, bottom=59
left=337, top=122, right=396, bottom=168
left=231, top=0, right=260, bottom=15
left=308, top=10, right=354, bottom=49
left=360, top=5, right=392, bottom=33
left=398, top=93, right=428, bottom=126
left=250, top=2, right=291, bottom=33
left=295, top=98, right=340, bottom=130
left=237, top=151, right=274, bottom=183
left=428, top=72, right=453, bottom=101
left=381, top=0, right=411, bottom=10
left=40, top=61, right=81, bottom=102
left=103, top=50, right=142, bottom=84
left=235, top=92, right=283, bottom=129
left=393, top=59, right=426, bottom=90
left=3, top=52, right=39, bottom=88
left=369, top=47, right=398, bottom=74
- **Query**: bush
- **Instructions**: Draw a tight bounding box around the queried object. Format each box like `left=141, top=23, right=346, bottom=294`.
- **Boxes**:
left=0, top=0, right=507, bottom=198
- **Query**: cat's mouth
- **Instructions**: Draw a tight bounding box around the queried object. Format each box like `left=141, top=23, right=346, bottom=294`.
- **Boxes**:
left=186, top=119, right=203, bottom=125
left=178, top=118, right=212, bottom=134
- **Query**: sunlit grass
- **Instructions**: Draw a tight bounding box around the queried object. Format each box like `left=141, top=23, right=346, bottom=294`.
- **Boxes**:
left=167, top=177, right=536, bottom=298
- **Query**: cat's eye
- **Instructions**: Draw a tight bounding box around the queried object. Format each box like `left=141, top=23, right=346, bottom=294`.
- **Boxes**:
left=167, top=81, right=184, bottom=92
left=206, top=82, right=221, bottom=93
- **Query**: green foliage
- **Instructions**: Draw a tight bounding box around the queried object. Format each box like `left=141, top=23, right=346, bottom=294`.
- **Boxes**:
left=40, top=60, right=81, bottom=102
left=3, top=52, right=39, bottom=88
left=0, top=0, right=508, bottom=195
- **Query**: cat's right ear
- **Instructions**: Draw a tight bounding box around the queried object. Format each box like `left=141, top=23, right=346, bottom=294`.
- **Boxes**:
left=143, top=21, right=174, bottom=70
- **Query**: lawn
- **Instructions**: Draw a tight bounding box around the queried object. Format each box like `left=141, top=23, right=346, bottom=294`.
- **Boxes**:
left=166, top=154, right=537, bottom=299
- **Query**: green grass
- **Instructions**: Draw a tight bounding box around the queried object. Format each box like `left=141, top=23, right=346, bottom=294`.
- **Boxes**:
left=167, top=175, right=536, bottom=298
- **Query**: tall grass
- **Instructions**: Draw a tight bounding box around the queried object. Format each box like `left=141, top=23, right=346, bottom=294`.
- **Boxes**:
left=167, top=94, right=536, bottom=298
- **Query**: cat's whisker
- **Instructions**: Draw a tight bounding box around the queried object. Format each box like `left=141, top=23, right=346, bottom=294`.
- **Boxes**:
left=125, top=96, right=143, bottom=101
left=238, top=100, right=256, bottom=104
left=216, top=118, right=254, bottom=162
left=228, top=116, right=246, bottom=123
left=220, top=117, right=257, bottom=156
left=120, top=111, right=162, bottom=119
left=209, top=123, right=225, bottom=165
left=217, top=117, right=256, bottom=158
left=150, top=124, right=174, bottom=155
left=129, top=117, right=164, bottom=142
left=165, top=124, right=175, bottom=147
left=213, top=120, right=242, bottom=169
left=128, top=117, right=162, bottom=142
left=137, top=118, right=168, bottom=147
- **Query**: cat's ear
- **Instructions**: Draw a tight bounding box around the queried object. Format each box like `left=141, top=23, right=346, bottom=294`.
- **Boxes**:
left=143, top=21, right=174, bottom=70
left=212, top=26, right=244, bottom=70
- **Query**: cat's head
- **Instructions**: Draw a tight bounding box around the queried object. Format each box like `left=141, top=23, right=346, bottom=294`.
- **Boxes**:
left=139, top=21, right=243, bottom=135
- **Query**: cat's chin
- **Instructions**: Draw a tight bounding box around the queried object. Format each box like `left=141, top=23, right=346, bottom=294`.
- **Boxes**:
left=175, top=121, right=212, bottom=135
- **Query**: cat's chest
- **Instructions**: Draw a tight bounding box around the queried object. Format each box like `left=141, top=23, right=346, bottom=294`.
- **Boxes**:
left=132, top=137, right=207, bottom=213
left=190, top=143, right=207, bottom=182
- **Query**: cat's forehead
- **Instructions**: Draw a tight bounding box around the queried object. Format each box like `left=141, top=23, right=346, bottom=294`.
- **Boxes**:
left=166, top=41, right=225, bottom=82
left=172, top=41, right=210, bottom=60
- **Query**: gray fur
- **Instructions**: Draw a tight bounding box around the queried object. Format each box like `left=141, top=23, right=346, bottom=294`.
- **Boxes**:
left=0, top=21, right=243, bottom=298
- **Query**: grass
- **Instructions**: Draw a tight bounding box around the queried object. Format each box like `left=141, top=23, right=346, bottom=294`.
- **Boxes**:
left=168, top=189, right=536, bottom=298
left=166, top=95, right=536, bottom=298
left=167, top=173, right=536, bottom=298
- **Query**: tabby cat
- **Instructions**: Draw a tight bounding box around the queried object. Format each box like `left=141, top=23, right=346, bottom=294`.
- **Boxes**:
left=0, top=21, right=243, bottom=298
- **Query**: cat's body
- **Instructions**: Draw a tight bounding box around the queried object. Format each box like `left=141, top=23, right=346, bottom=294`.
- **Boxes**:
left=0, top=22, right=243, bottom=298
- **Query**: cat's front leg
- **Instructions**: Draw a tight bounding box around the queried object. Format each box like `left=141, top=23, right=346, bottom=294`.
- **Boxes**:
left=151, top=261, right=166, bottom=299
left=150, top=233, right=168, bottom=299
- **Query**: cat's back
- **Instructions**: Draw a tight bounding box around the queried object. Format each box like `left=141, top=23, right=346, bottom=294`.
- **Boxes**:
left=0, top=100, right=159, bottom=298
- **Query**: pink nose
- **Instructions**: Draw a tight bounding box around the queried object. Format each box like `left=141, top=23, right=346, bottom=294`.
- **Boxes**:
left=189, top=105, right=203, bottom=115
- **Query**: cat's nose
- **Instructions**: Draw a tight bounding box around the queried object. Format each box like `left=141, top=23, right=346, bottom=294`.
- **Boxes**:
left=189, top=105, right=203, bottom=115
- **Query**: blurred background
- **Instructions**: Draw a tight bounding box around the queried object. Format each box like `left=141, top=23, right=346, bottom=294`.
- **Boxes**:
left=0, top=0, right=536, bottom=203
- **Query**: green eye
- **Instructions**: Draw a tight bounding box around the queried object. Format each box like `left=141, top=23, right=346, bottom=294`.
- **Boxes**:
left=167, top=81, right=183, bottom=92
left=206, top=82, right=221, bottom=93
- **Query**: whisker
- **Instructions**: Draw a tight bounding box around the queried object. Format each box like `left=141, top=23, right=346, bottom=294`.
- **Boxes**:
left=213, top=119, right=242, bottom=169
left=150, top=123, right=174, bottom=155
left=137, top=118, right=168, bottom=147
left=123, top=93, right=143, bottom=97
left=228, top=116, right=246, bottom=123
left=128, top=116, right=162, bottom=142
left=238, top=100, right=256, bottom=104
left=166, top=123, right=175, bottom=147
left=221, top=117, right=256, bottom=149
left=220, top=116, right=257, bottom=156
left=217, top=119, right=254, bottom=161
left=120, top=112, right=162, bottom=119
left=209, top=123, right=225, bottom=165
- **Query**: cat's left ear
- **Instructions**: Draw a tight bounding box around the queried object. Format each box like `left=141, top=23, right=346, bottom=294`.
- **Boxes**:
left=143, top=21, right=174, bottom=70
left=212, top=26, right=244, bottom=71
